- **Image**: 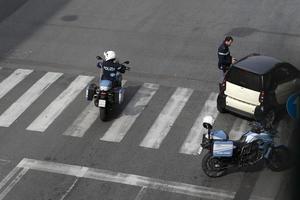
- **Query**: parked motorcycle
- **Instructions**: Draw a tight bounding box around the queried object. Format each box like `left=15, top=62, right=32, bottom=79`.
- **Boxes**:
left=200, top=116, right=291, bottom=177
left=85, top=56, right=130, bottom=121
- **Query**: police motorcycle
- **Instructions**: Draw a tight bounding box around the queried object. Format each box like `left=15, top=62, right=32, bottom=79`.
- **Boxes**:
left=200, top=116, right=291, bottom=177
left=85, top=52, right=130, bottom=121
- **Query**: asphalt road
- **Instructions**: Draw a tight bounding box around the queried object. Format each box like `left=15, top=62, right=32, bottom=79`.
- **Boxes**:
left=0, top=0, right=299, bottom=199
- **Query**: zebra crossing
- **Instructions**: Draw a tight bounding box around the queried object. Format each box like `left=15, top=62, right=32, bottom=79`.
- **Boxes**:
left=0, top=67, right=292, bottom=156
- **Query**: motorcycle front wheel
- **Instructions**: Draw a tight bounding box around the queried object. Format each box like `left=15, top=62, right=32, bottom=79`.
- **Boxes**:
left=267, top=145, right=292, bottom=172
left=202, top=152, right=227, bottom=177
left=100, top=107, right=108, bottom=121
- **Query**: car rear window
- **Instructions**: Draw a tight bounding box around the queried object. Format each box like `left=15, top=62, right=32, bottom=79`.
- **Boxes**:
left=226, top=67, right=262, bottom=91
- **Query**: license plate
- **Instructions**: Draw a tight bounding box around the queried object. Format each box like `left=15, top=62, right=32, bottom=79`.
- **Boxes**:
left=98, top=99, right=106, bottom=107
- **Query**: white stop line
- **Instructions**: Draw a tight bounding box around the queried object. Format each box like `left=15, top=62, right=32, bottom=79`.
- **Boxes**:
left=0, top=158, right=273, bottom=200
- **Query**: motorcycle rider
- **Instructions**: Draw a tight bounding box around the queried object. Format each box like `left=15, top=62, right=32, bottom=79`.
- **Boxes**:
left=97, top=50, right=127, bottom=87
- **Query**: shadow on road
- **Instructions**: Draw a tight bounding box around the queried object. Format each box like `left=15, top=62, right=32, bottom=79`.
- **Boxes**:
left=226, top=27, right=300, bottom=38
left=0, top=0, right=72, bottom=60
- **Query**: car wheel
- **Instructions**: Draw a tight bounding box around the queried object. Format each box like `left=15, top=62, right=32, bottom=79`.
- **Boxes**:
left=217, top=94, right=226, bottom=113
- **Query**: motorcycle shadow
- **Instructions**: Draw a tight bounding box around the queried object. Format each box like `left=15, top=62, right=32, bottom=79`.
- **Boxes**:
left=226, top=159, right=266, bottom=176
left=107, top=85, right=141, bottom=121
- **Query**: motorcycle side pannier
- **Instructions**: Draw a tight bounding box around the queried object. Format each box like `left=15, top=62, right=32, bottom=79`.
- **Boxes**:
left=86, top=83, right=97, bottom=101
left=213, top=141, right=233, bottom=157
left=114, top=87, right=125, bottom=104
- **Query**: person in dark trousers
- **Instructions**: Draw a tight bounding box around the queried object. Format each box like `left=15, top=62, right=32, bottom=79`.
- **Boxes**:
left=217, top=36, right=236, bottom=81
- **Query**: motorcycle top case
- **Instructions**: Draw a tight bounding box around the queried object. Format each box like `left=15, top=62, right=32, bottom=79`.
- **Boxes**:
left=213, top=141, right=233, bottom=157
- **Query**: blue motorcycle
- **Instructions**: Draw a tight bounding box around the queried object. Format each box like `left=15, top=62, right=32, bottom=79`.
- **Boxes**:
left=200, top=116, right=291, bottom=177
left=86, top=56, right=130, bottom=121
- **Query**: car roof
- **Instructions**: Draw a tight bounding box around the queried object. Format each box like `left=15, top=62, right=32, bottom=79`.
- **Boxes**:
left=234, top=55, right=282, bottom=75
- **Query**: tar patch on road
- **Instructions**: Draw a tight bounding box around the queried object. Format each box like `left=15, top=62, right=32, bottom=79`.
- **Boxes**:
left=61, top=15, right=78, bottom=22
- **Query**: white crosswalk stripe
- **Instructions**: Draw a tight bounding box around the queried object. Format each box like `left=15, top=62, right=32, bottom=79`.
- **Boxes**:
left=179, top=93, right=218, bottom=155
left=101, top=83, right=159, bottom=142
left=228, top=118, right=249, bottom=140
left=26, top=75, right=94, bottom=132
left=0, top=69, right=33, bottom=100
left=0, top=72, right=62, bottom=127
left=1, top=68, right=275, bottom=157
left=63, top=101, right=99, bottom=137
left=140, top=87, right=193, bottom=149
left=248, top=119, right=292, bottom=200
left=64, top=80, right=128, bottom=138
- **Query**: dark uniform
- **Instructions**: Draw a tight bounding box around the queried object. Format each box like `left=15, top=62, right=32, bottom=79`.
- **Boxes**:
left=97, top=60, right=126, bottom=86
left=217, top=42, right=232, bottom=73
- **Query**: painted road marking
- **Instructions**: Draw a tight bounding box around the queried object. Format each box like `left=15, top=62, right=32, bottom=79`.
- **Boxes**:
left=248, top=119, right=289, bottom=200
left=63, top=101, right=99, bottom=137
left=0, top=166, right=22, bottom=191
left=0, top=69, right=33, bottom=100
left=140, top=87, right=193, bottom=149
left=26, top=75, right=94, bottom=132
left=0, top=168, right=28, bottom=200
left=16, top=158, right=235, bottom=200
left=101, top=83, right=159, bottom=142
left=229, top=118, right=249, bottom=140
left=0, top=159, right=10, bottom=166
left=180, top=93, right=218, bottom=155
left=134, top=186, right=147, bottom=200
left=64, top=80, right=127, bottom=137
left=0, top=72, right=63, bottom=127
left=59, top=177, right=79, bottom=200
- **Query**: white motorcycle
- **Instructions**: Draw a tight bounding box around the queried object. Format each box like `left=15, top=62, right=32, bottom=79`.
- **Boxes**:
left=200, top=116, right=292, bottom=177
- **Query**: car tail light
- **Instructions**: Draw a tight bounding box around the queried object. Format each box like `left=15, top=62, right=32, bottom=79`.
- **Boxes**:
left=259, top=91, right=264, bottom=103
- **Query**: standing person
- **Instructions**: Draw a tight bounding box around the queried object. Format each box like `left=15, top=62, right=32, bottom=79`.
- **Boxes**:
left=217, top=36, right=236, bottom=81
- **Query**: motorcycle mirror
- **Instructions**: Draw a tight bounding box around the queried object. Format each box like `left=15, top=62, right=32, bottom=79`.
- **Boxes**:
left=96, top=56, right=103, bottom=60
left=123, top=61, right=130, bottom=64
left=203, top=123, right=212, bottom=130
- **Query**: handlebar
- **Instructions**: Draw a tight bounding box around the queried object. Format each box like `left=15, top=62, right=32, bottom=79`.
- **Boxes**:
left=248, top=121, right=276, bottom=134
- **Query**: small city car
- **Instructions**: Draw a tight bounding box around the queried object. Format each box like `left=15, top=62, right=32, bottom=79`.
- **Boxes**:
left=217, top=54, right=300, bottom=122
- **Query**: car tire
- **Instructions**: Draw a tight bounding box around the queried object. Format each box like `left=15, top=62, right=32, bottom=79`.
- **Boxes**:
left=217, top=94, right=226, bottom=113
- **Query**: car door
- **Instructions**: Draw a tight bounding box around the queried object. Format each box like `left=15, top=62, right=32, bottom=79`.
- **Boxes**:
left=274, top=64, right=299, bottom=104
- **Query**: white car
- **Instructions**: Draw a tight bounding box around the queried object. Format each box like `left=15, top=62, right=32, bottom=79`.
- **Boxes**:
left=217, top=54, right=300, bottom=122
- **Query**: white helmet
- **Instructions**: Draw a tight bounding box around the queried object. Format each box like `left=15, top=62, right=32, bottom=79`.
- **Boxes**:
left=104, top=50, right=116, bottom=61
left=202, top=115, right=214, bottom=129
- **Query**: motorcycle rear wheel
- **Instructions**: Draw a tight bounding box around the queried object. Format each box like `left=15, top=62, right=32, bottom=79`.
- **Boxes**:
left=202, top=152, right=227, bottom=177
left=267, top=145, right=291, bottom=172
left=100, top=107, right=108, bottom=121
